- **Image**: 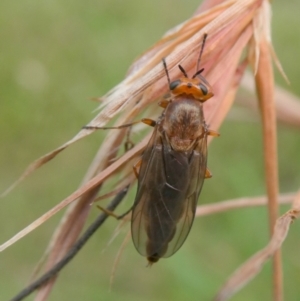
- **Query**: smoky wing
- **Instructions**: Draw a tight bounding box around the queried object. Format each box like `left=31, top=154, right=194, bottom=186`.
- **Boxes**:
left=131, top=127, right=208, bottom=259
left=164, top=135, right=207, bottom=257
left=131, top=125, right=165, bottom=256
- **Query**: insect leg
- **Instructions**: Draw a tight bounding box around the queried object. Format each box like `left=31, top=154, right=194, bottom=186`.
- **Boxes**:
left=207, top=129, right=220, bottom=137
left=83, top=120, right=142, bottom=130
left=205, top=168, right=212, bottom=178
left=141, top=118, right=156, bottom=127
left=158, top=99, right=170, bottom=108
left=96, top=205, right=132, bottom=220
left=124, top=126, right=134, bottom=151
left=83, top=118, right=156, bottom=130
left=133, top=158, right=142, bottom=179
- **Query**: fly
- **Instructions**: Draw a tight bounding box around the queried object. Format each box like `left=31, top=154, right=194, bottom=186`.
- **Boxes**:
left=131, top=34, right=219, bottom=264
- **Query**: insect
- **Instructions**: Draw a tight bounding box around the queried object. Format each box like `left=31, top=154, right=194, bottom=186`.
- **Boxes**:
left=85, top=34, right=219, bottom=264
left=131, top=34, right=218, bottom=264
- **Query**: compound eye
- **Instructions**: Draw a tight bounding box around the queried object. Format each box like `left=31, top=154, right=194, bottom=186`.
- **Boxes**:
left=169, top=80, right=181, bottom=90
left=199, top=83, right=208, bottom=95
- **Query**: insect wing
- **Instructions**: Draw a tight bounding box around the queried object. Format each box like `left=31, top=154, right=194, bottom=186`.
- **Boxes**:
left=131, top=125, right=166, bottom=256
left=131, top=128, right=208, bottom=259
left=163, top=133, right=207, bottom=257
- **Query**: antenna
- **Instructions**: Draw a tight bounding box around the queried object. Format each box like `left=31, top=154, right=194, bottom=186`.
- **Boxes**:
left=178, top=65, right=188, bottom=77
left=162, top=58, right=171, bottom=87
left=192, top=68, right=204, bottom=79
left=195, top=33, right=208, bottom=74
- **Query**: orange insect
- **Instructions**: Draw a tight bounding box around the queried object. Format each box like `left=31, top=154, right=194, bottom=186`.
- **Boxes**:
left=130, top=34, right=219, bottom=264
left=85, top=34, right=218, bottom=264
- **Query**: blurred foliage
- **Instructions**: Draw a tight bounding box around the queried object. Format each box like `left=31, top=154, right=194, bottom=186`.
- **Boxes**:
left=1, top=1, right=300, bottom=300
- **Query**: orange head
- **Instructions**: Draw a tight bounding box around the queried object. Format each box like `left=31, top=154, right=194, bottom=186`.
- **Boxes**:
left=169, top=69, right=213, bottom=102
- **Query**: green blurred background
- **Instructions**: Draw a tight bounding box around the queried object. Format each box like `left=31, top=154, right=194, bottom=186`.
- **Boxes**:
left=1, top=1, right=300, bottom=300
